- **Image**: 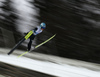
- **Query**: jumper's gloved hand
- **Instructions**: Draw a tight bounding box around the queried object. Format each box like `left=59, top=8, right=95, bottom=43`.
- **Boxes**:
left=24, top=32, right=28, bottom=35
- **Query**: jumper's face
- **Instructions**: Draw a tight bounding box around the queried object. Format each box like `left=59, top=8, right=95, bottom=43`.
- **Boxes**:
left=41, top=27, right=46, bottom=29
left=41, top=28, right=44, bottom=30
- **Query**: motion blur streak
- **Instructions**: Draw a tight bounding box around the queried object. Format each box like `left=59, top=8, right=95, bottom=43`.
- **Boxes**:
left=11, top=0, right=39, bottom=33
left=34, top=0, right=100, bottom=63
left=0, top=48, right=100, bottom=77
left=0, top=0, right=100, bottom=77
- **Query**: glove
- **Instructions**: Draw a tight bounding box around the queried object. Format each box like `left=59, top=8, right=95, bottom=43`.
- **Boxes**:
left=24, top=32, right=28, bottom=35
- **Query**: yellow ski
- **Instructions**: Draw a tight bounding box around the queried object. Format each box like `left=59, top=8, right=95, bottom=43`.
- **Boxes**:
left=18, top=34, right=56, bottom=57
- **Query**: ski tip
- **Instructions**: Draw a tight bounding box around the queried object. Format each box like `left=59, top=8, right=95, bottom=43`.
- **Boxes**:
left=54, top=34, right=56, bottom=36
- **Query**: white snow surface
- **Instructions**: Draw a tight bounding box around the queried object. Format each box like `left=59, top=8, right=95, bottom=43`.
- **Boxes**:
left=0, top=51, right=100, bottom=77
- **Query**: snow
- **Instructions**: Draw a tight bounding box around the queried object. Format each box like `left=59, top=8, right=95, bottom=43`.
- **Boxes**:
left=0, top=54, right=100, bottom=77
left=11, top=0, right=39, bottom=32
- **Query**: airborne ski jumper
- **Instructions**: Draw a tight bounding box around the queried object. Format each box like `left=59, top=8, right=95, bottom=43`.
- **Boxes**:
left=27, top=22, right=46, bottom=51
left=8, top=22, right=46, bottom=55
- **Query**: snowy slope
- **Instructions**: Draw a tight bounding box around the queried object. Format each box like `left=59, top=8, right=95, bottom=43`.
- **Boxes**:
left=0, top=48, right=100, bottom=77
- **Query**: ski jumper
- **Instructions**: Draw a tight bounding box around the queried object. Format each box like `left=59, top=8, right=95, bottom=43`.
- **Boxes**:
left=28, top=26, right=43, bottom=51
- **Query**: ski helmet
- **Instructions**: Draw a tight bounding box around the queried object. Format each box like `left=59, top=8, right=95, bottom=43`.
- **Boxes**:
left=40, top=22, right=46, bottom=29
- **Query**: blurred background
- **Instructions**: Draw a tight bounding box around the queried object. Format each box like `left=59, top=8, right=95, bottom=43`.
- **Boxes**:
left=0, top=0, right=100, bottom=77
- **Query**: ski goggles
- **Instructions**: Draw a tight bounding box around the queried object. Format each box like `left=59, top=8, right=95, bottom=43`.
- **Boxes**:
left=41, top=27, right=45, bottom=29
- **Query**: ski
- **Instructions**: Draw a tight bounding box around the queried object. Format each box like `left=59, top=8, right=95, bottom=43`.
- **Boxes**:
left=8, top=30, right=33, bottom=55
left=18, top=34, right=56, bottom=57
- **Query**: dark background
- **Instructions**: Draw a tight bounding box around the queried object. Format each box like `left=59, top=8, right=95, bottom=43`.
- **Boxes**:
left=0, top=0, right=100, bottom=64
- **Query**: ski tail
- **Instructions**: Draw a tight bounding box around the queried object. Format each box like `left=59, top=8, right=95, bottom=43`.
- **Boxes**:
left=18, top=34, right=56, bottom=57
left=8, top=38, right=25, bottom=55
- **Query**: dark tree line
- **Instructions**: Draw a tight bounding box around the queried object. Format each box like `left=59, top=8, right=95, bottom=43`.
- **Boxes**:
left=0, top=0, right=18, bottom=31
left=34, top=0, right=100, bottom=63
left=0, top=0, right=100, bottom=63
